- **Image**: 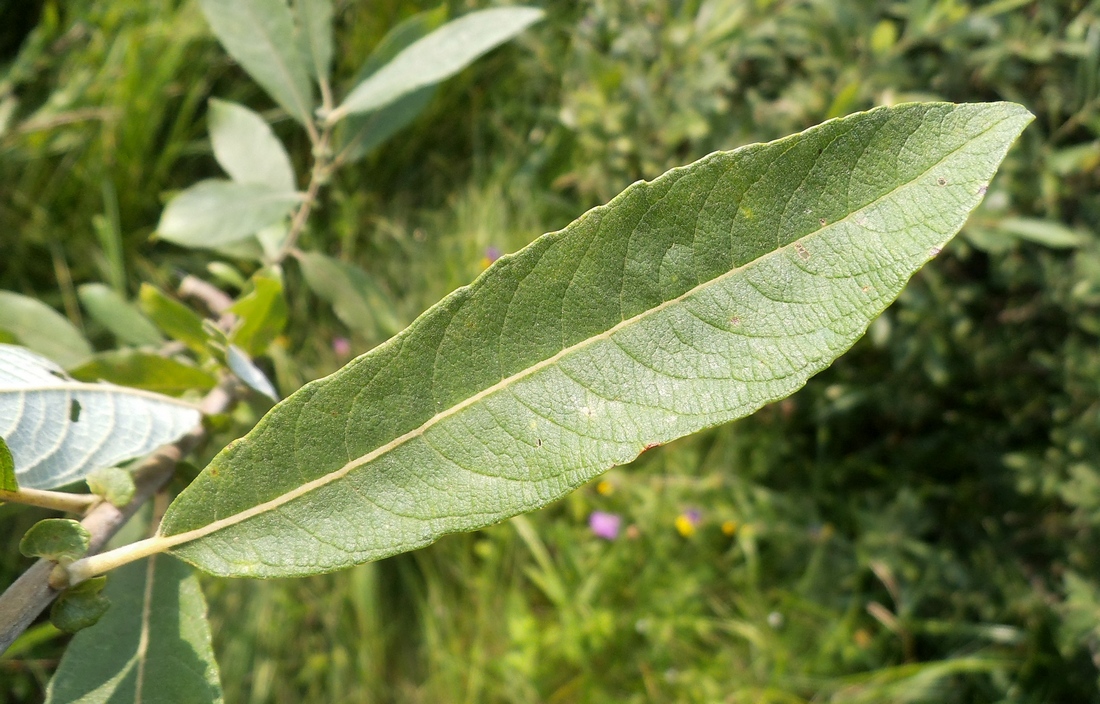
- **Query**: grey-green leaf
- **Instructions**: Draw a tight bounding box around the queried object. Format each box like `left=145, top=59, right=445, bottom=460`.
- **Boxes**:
left=294, top=0, right=333, bottom=84
left=331, top=7, right=543, bottom=121
left=227, top=345, right=279, bottom=402
left=45, top=555, right=223, bottom=704
left=77, top=283, right=164, bottom=347
left=0, top=291, right=93, bottom=368
left=197, top=0, right=314, bottom=127
left=0, top=345, right=200, bottom=489
left=208, top=99, right=296, bottom=192
left=296, top=251, right=403, bottom=339
left=158, top=102, right=1032, bottom=578
left=157, top=180, right=301, bottom=249
left=336, top=5, right=448, bottom=162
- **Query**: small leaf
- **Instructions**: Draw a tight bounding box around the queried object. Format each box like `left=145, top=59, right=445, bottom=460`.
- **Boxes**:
left=228, top=274, right=288, bottom=357
left=337, top=6, right=448, bottom=162
left=51, top=577, right=110, bottom=633
left=332, top=7, right=543, bottom=120
left=0, top=344, right=201, bottom=489
left=0, top=291, right=93, bottom=368
left=156, top=103, right=1032, bottom=578
left=77, top=283, right=164, bottom=347
left=87, top=467, right=136, bottom=508
left=0, top=435, right=15, bottom=491
left=296, top=251, right=402, bottom=339
left=995, top=217, right=1087, bottom=249
left=20, top=519, right=91, bottom=564
left=157, top=180, right=301, bottom=250
left=69, top=350, right=217, bottom=396
left=227, top=345, right=279, bottom=402
left=208, top=98, right=296, bottom=192
left=45, top=555, right=223, bottom=703
left=138, top=284, right=208, bottom=354
left=294, top=0, right=334, bottom=84
left=197, top=0, right=314, bottom=127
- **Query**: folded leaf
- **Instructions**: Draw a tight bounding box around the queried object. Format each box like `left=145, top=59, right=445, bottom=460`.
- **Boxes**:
left=0, top=345, right=200, bottom=489
left=208, top=99, right=296, bottom=192
left=331, top=7, right=543, bottom=120
left=0, top=291, right=92, bottom=368
left=157, top=179, right=301, bottom=249
left=197, top=0, right=313, bottom=127
left=158, top=102, right=1032, bottom=577
left=45, top=555, right=223, bottom=704
left=296, top=251, right=402, bottom=339
left=227, top=345, right=279, bottom=402
left=0, top=436, right=15, bottom=491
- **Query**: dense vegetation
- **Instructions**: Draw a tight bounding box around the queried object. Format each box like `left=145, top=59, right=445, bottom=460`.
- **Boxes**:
left=2, top=0, right=1099, bottom=701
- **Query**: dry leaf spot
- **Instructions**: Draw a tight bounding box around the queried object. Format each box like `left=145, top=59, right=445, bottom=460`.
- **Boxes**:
left=978, top=184, right=988, bottom=195
left=937, top=177, right=947, bottom=186
left=729, top=316, right=741, bottom=326
left=794, top=242, right=811, bottom=261
left=819, top=217, right=828, bottom=226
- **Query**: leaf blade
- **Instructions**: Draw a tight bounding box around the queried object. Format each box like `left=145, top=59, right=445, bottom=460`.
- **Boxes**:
left=0, top=345, right=200, bottom=489
left=0, top=291, right=93, bottom=368
left=156, top=180, right=301, bottom=250
left=332, top=7, right=543, bottom=120
left=208, top=99, right=296, bottom=192
left=197, top=0, right=314, bottom=127
left=160, top=102, right=1033, bottom=577
left=45, top=555, right=223, bottom=704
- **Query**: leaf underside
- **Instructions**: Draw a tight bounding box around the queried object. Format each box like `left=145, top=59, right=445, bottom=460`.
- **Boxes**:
left=160, top=102, right=1032, bottom=578
left=0, top=345, right=200, bottom=489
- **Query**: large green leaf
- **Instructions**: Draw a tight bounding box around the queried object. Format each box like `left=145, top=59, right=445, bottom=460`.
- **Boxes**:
left=0, top=345, right=200, bottom=489
left=197, top=0, right=314, bottom=127
left=331, top=7, right=543, bottom=121
left=45, top=555, right=222, bottom=704
left=156, top=103, right=1031, bottom=578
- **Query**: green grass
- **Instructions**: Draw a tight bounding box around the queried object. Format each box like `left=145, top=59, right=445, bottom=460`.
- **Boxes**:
left=4, top=0, right=1100, bottom=701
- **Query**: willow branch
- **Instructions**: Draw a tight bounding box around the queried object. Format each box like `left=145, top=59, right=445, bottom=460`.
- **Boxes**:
left=0, top=380, right=236, bottom=655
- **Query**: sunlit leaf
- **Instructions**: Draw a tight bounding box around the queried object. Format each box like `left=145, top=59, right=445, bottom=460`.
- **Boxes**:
left=228, top=274, right=288, bottom=357
left=197, top=0, right=313, bottom=127
left=19, top=519, right=90, bottom=563
left=157, top=180, right=301, bottom=250
left=0, top=436, right=15, bottom=491
left=45, top=555, right=223, bottom=704
left=138, top=284, right=208, bottom=355
left=336, top=5, right=447, bottom=161
left=157, top=103, right=1032, bottom=577
left=0, top=291, right=92, bottom=368
left=208, top=99, right=296, bottom=192
left=0, top=345, right=200, bottom=489
left=332, top=7, right=543, bottom=120
left=227, top=345, right=279, bottom=402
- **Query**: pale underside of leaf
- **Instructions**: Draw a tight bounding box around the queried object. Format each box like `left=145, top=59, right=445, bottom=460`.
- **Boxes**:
left=158, top=102, right=1032, bottom=577
left=45, top=554, right=223, bottom=704
left=0, top=345, right=200, bottom=489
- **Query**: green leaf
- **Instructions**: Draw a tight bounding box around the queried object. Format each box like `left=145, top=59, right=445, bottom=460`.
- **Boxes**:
left=197, top=0, right=314, bottom=127
left=77, top=283, right=164, bottom=347
left=331, top=7, right=543, bottom=121
left=157, top=102, right=1032, bottom=578
left=0, top=291, right=93, bottom=368
left=51, top=577, right=110, bottom=633
left=138, top=284, right=209, bottom=354
left=995, top=217, right=1087, bottom=249
left=295, top=251, right=402, bottom=339
left=336, top=5, right=447, bottom=162
left=87, top=467, right=136, bottom=508
left=208, top=98, right=296, bottom=192
left=228, top=274, right=288, bottom=357
left=69, top=350, right=217, bottom=396
left=20, top=519, right=90, bottom=564
left=45, top=555, right=223, bottom=704
left=157, top=180, right=301, bottom=250
left=294, top=0, right=333, bottom=84
left=0, top=435, right=16, bottom=492
left=0, top=345, right=201, bottom=489
left=227, top=345, right=279, bottom=402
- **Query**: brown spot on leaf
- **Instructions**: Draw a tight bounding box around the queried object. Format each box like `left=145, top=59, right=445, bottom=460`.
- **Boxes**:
left=937, top=177, right=947, bottom=186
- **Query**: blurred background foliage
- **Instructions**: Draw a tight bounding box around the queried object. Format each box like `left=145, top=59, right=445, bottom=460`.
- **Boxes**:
left=2, top=0, right=1100, bottom=701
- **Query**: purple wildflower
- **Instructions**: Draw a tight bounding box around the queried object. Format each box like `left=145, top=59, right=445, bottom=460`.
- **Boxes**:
left=486, top=246, right=502, bottom=263
left=589, top=511, right=621, bottom=540
left=332, top=337, right=352, bottom=357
